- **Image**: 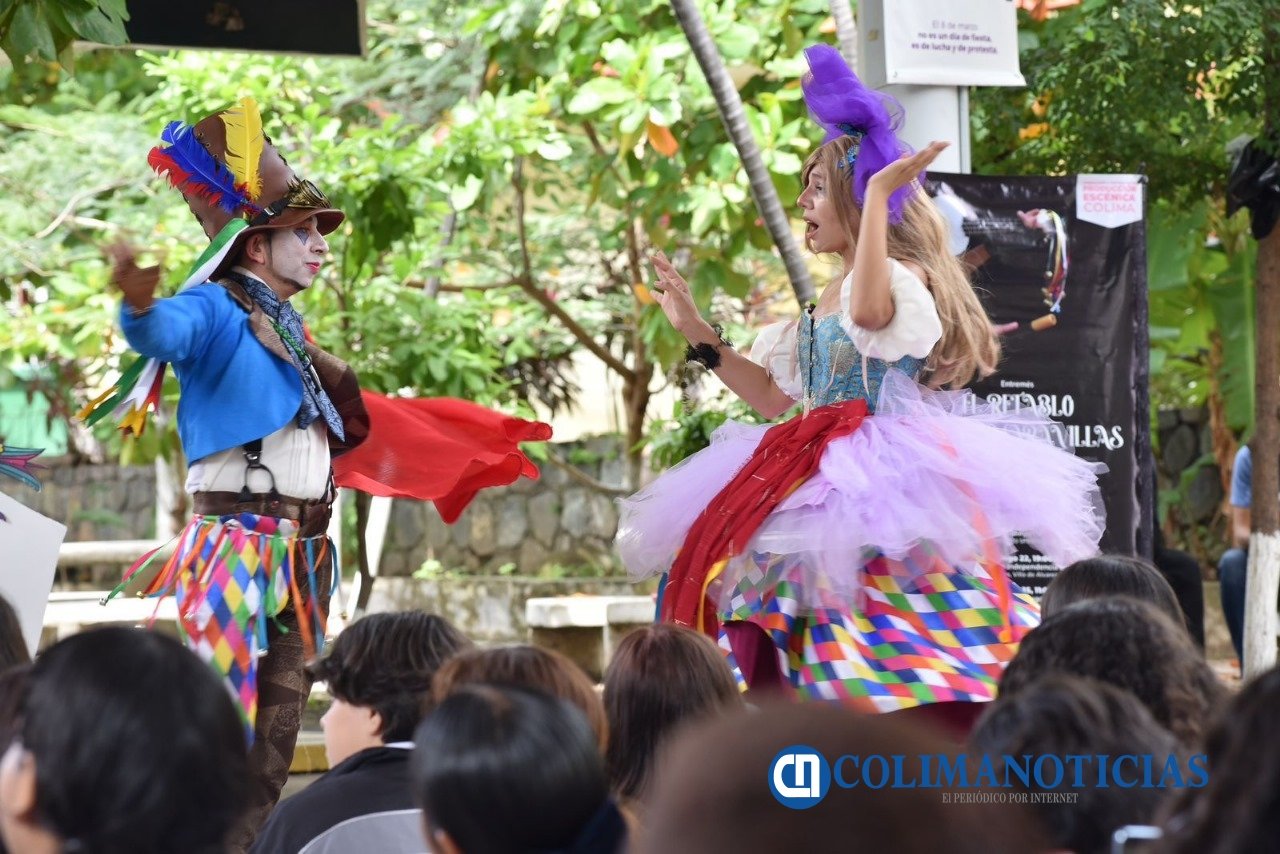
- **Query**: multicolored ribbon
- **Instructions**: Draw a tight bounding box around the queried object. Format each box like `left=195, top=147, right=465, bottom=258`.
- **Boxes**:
left=109, top=511, right=328, bottom=739
left=80, top=220, right=250, bottom=437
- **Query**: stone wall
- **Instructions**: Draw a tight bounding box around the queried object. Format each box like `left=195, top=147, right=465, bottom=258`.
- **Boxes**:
left=366, top=576, right=649, bottom=644
left=23, top=459, right=157, bottom=543
left=1156, top=408, right=1222, bottom=523
left=30, top=437, right=631, bottom=582
left=377, top=436, right=629, bottom=577
left=1155, top=406, right=1229, bottom=568
left=30, top=417, right=1232, bottom=579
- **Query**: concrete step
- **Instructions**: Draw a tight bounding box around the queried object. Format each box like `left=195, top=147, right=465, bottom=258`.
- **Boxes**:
left=291, top=731, right=328, bottom=774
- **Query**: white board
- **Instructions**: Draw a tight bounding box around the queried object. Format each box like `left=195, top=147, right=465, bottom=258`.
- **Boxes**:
left=0, top=490, right=67, bottom=658
left=882, top=0, right=1025, bottom=87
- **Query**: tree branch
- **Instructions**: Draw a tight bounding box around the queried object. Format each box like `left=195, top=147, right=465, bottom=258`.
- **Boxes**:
left=543, top=449, right=631, bottom=496
left=511, top=158, right=634, bottom=379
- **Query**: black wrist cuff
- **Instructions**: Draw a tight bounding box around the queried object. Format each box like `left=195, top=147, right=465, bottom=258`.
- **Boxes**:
left=684, top=325, right=732, bottom=370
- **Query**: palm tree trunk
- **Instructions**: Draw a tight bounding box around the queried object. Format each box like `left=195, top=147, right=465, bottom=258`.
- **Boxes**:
left=828, top=0, right=858, bottom=68
left=669, top=0, right=816, bottom=304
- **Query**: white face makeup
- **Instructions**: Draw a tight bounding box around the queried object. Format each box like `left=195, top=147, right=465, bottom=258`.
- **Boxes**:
left=263, top=216, right=328, bottom=295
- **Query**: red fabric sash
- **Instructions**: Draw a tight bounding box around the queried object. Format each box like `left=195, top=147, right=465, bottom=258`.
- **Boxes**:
left=333, top=392, right=552, bottom=523
left=661, top=399, right=869, bottom=635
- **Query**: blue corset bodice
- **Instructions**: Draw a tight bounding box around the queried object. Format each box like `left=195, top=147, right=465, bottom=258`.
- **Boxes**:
left=798, top=311, right=926, bottom=413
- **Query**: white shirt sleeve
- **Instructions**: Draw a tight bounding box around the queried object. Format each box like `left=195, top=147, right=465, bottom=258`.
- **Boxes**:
left=748, top=318, right=803, bottom=400
left=838, top=259, right=943, bottom=361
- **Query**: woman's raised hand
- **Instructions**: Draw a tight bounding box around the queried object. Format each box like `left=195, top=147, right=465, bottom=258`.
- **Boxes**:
left=866, top=140, right=949, bottom=196
left=650, top=250, right=710, bottom=340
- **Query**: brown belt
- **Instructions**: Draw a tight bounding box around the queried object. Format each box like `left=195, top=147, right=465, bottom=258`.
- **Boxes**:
left=192, top=491, right=333, bottom=538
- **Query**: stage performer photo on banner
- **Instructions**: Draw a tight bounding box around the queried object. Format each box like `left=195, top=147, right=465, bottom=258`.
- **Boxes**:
left=84, top=97, right=550, bottom=851
left=616, top=45, right=1105, bottom=712
left=930, top=172, right=1152, bottom=594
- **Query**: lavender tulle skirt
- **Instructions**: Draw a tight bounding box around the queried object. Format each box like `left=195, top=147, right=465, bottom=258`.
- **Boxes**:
left=617, top=372, right=1106, bottom=614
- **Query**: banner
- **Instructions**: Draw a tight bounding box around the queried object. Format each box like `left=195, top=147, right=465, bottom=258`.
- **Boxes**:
left=881, top=0, right=1026, bottom=87
left=931, top=173, right=1153, bottom=594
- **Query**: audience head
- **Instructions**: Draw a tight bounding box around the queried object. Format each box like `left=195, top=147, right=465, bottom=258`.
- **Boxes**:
left=0, top=595, right=29, bottom=672
left=603, top=624, right=742, bottom=805
left=412, top=684, right=625, bottom=854
left=1161, top=665, right=1280, bottom=854
left=999, top=597, right=1224, bottom=748
left=0, top=666, right=29, bottom=748
left=639, top=701, right=1044, bottom=853
left=308, top=610, right=470, bottom=766
left=970, top=674, right=1181, bottom=854
left=1040, top=554, right=1185, bottom=631
left=0, top=627, right=248, bottom=854
left=433, top=644, right=608, bottom=751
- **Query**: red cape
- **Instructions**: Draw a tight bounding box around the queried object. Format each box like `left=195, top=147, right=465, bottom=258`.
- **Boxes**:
left=333, top=392, right=552, bottom=524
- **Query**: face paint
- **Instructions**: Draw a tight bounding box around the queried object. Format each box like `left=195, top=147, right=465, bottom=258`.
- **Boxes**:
left=263, top=216, right=328, bottom=296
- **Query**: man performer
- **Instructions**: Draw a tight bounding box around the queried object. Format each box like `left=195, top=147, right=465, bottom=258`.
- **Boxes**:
left=107, top=98, right=368, bottom=848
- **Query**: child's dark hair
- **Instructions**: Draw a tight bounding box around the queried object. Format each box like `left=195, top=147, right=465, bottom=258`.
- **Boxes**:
left=412, top=684, right=625, bottom=853
left=1040, top=554, right=1186, bottom=631
left=16, top=627, right=248, bottom=854
left=307, top=611, right=470, bottom=742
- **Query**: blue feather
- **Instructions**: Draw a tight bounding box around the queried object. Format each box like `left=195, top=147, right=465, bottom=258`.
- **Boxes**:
left=0, top=462, right=41, bottom=492
left=157, top=121, right=249, bottom=214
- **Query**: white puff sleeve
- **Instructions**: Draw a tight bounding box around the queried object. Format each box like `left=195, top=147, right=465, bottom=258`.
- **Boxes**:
left=838, top=259, right=943, bottom=361
left=748, top=318, right=803, bottom=401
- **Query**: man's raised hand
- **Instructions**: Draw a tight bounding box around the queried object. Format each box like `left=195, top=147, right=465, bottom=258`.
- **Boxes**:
left=105, top=241, right=161, bottom=313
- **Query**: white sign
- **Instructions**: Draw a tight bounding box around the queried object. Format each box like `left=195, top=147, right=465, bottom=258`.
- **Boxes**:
left=1075, top=174, right=1145, bottom=229
left=0, top=490, right=66, bottom=658
left=883, top=0, right=1025, bottom=87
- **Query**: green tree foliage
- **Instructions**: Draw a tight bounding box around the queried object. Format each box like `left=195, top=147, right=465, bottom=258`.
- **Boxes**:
left=0, top=0, right=128, bottom=71
left=972, top=0, right=1265, bottom=205
left=2, top=0, right=842, bottom=482
left=968, top=0, right=1268, bottom=546
left=382, top=0, right=832, bottom=479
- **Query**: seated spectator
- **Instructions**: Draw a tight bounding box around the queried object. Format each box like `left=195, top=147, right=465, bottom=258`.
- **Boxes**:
left=638, top=701, right=1045, bottom=854
left=1217, top=443, right=1280, bottom=662
left=0, top=627, right=247, bottom=854
left=603, top=624, right=742, bottom=815
left=1152, top=526, right=1206, bottom=648
left=412, top=685, right=627, bottom=854
left=1160, top=664, right=1280, bottom=853
left=251, top=611, right=471, bottom=854
left=969, top=674, right=1182, bottom=854
left=432, top=645, right=608, bottom=751
left=1140, top=455, right=1206, bottom=647
left=999, top=598, right=1225, bottom=748
left=1040, top=554, right=1187, bottom=631
left=0, top=595, right=29, bottom=672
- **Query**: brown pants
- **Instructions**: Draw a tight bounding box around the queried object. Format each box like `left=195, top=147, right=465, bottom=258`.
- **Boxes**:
left=229, top=547, right=333, bottom=853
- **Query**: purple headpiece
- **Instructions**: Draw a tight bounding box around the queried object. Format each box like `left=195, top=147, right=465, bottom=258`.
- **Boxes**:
left=801, top=44, right=919, bottom=223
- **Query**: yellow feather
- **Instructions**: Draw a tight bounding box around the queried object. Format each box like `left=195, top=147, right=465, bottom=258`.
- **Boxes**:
left=221, top=97, right=264, bottom=201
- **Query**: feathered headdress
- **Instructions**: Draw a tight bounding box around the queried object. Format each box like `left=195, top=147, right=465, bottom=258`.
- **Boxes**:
left=220, top=97, right=265, bottom=202
left=147, top=118, right=263, bottom=215
left=801, top=44, right=919, bottom=223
